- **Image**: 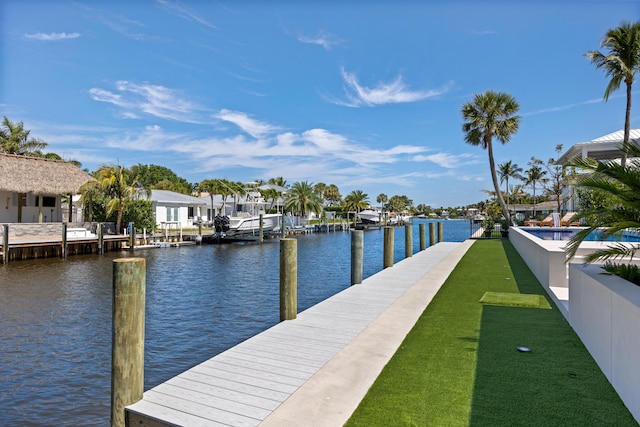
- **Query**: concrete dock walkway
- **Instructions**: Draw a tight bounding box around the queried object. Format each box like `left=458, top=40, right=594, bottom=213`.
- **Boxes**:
left=126, top=240, right=474, bottom=426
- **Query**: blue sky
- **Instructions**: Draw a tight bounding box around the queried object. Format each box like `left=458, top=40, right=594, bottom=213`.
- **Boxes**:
left=1, top=1, right=638, bottom=207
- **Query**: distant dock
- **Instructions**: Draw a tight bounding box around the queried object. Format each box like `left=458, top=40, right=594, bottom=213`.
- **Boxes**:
left=1, top=222, right=130, bottom=263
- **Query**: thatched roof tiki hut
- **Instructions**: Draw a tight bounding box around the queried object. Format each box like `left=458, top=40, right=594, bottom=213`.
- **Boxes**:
left=0, top=154, right=95, bottom=223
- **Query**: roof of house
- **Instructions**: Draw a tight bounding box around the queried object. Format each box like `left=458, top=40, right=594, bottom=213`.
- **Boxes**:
left=149, top=189, right=209, bottom=205
left=0, top=153, right=95, bottom=195
left=557, top=129, right=640, bottom=164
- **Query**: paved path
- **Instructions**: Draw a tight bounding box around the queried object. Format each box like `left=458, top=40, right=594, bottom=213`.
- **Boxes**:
left=126, top=240, right=474, bottom=427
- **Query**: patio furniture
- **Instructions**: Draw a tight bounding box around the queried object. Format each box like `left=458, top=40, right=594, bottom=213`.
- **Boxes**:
left=561, top=212, right=580, bottom=226
left=526, top=213, right=553, bottom=227
left=541, top=212, right=561, bottom=227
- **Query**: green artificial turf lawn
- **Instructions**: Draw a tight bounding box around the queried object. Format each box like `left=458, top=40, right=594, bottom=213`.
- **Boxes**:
left=479, top=291, right=551, bottom=309
left=345, top=240, right=637, bottom=427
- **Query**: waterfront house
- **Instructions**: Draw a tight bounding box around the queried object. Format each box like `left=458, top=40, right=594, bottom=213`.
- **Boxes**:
left=147, top=189, right=209, bottom=229
left=557, top=128, right=640, bottom=212
left=0, top=153, right=95, bottom=224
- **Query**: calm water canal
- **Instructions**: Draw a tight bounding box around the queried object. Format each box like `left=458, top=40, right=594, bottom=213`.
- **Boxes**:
left=0, top=219, right=470, bottom=426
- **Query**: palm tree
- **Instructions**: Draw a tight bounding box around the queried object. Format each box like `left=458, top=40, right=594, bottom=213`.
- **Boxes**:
left=94, top=165, right=140, bottom=234
left=314, top=182, right=327, bottom=206
left=0, top=116, right=48, bottom=156
left=377, top=193, right=388, bottom=224
left=498, top=160, right=523, bottom=220
left=566, top=143, right=640, bottom=263
left=285, top=181, right=322, bottom=218
left=525, top=160, right=547, bottom=220
left=268, top=176, right=288, bottom=188
left=324, top=184, right=342, bottom=206
left=199, top=179, right=224, bottom=219
left=266, top=177, right=289, bottom=213
left=208, top=179, right=236, bottom=215
left=343, top=190, right=369, bottom=226
left=585, top=21, right=640, bottom=167
left=79, top=179, right=103, bottom=222
left=462, top=90, right=521, bottom=224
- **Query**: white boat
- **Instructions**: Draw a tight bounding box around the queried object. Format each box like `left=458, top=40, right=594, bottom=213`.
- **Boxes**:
left=358, top=208, right=382, bottom=224
left=223, top=212, right=282, bottom=238
left=472, top=214, right=486, bottom=223
left=389, top=214, right=412, bottom=225
left=214, top=184, right=283, bottom=240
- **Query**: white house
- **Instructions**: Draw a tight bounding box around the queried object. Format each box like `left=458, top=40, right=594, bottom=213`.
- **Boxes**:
left=147, top=190, right=209, bottom=228
left=557, top=128, right=640, bottom=212
left=557, top=129, right=640, bottom=164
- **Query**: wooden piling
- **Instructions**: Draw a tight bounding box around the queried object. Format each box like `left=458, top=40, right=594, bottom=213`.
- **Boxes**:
left=129, top=223, right=135, bottom=251
left=281, top=214, right=286, bottom=238
left=111, top=258, right=145, bottom=427
left=351, top=230, right=363, bottom=285
left=2, top=224, right=8, bottom=264
left=280, top=238, right=297, bottom=321
left=405, top=224, right=412, bottom=258
left=61, top=223, right=67, bottom=258
left=429, top=222, right=435, bottom=247
left=383, top=226, right=394, bottom=269
left=419, top=223, right=426, bottom=251
left=259, top=214, right=264, bottom=243
left=438, top=221, right=444, bottom=243
left=98, top=223, right=104, bottom=255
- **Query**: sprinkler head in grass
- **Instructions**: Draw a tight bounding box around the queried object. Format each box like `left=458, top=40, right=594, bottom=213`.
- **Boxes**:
left=517, top=346, right=531, bottom=353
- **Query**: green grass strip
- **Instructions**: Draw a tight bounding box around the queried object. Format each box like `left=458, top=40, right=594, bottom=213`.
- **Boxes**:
left=479, top=291, right=551, bottom=309
left=345, top=240, right=637, bottom=427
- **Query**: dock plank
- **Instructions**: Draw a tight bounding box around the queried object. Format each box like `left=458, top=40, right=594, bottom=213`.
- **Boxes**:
left=166, top=376, right=282, bottom=410
left=127, top=241, right=471, bottom=426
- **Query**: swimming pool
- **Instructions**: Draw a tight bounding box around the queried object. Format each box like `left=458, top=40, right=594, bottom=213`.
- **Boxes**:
left=523, top=227, right=640, bottom=242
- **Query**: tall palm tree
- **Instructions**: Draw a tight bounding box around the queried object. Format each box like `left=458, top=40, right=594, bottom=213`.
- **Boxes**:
left=199, top=179, right=223, bottom=219
left=525, top=160, right=547, bottom=220
left=498, top=160, right=523, bottom=219
left=79, top=179, right=103, bottom=222
left=314, top=182, right=327, bottom=206
left=267, top=177, right=289, bottom=213
left=285, top=181, right=322, bottom=218
left=0, top=116, right=48, bottom=156
left=268, top=176, right=288, bottom=188
left=566, top=143, right=640, bottom=263
left=462, top=90, right=521, bottom=224
left=343, top=190, right=369, bottom=226
left=94, top=165, right=140, bottom=234
left=377, top=193, right=388, bottom=224
left=324, top=184, right=342, bottom=206
left=585, top=21, right=640, bottom=167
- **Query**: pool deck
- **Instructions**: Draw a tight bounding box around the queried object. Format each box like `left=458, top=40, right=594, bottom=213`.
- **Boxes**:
left=126, top=240, right=474, bottom=426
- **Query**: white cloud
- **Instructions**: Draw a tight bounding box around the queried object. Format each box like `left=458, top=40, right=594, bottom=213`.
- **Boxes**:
left=89, top=81, right=206, bottom=123
left=24, top=32, right=80, bottom=41
left=297, top=30, right=343, bottom=50
left=105, top=125, right=183, bottom=151
left=156, top=0, right=218, bottom=30
left=332, top=68, right=452, bottom=107
left=214, top=109, right=281, bottom=138
left=523, top=97, right=607, bottom=117
left=411, top=152, right=480, bottom=168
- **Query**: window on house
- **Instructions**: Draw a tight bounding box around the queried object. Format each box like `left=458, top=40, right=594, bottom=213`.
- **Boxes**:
left=43, top=196, right=56, bottom=207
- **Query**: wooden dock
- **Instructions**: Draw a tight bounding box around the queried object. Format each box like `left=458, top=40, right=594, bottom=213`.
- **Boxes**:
left=0, top=234, right=130, bottom=262
left=126, top=240, right=473, bottom=426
